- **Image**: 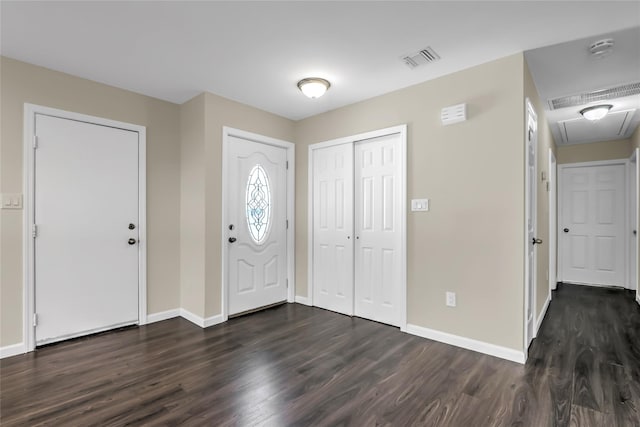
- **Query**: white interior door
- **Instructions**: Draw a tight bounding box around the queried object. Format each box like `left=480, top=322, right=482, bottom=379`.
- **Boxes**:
left=549, top=150, right=557, bottom=292
left=34, top=114, right=139, bottom=345
left=630, top=152, right=638, bottom=293
left=312, top=143, right=354, bottom=315
left=354, top=134, right=403, bottom=326
left=525, top=100, right=537, bottom=349
left=560, top=163, right=626, bottom=287
left=227, top=136, right=288, bottom=315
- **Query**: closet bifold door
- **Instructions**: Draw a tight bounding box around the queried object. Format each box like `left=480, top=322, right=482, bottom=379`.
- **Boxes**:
left=354, top=134, right=403, bottom=327
left=312, top=143, right=354, bottom=315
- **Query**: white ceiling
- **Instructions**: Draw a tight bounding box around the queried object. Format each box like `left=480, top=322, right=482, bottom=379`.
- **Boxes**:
left=1, top=1, right=639, bottom=121
left=525, top=26, right=640, bottom=145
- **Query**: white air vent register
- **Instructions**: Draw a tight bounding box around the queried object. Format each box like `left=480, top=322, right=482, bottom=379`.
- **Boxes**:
left=441, top=103, right=467, bottom=126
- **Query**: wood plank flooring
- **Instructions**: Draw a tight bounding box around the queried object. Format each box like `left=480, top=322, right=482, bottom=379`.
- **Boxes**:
left=1, top=283, right=639, bottom=426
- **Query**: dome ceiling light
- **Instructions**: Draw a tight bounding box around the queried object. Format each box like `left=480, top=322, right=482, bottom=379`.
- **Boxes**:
left=297, top=78, right=330, bottom=99
left=579, top=104, right=613, bottom=121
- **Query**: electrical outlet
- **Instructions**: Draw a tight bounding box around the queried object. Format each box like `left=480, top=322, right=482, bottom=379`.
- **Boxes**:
left=446, top=291, right=456, bottom=307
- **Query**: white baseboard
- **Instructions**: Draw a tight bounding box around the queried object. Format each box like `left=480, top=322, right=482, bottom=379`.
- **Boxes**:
left=146, top=308, right=180, bottom=324
left=535, top=293, right=551, bottom=336
left=179, top=309, right=223, bottom=328
left=294, top=296, right=311, bottom=306
left=637, top=295, right=640, bottom=306
left=0, top=342, right=27, bottom=359
left=405, top=324, right=525, bottom=364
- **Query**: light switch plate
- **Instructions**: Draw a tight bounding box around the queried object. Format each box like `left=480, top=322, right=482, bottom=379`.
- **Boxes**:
left=1, top=193, right=23, bottom=210
left=411, top=198, right=429, bottom=212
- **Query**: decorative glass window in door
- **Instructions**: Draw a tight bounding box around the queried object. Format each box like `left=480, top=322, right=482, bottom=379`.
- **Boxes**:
left=246, top=164, right=271, bottom=244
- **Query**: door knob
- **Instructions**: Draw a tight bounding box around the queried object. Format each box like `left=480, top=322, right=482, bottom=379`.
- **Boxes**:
left=532, top=238, right=543, bottom=245
left=128, top=223, right=136, bottom=230
left=229, top=237, right=237, bottom=243
left=128, top=238, right=137, bottom=245
left=563, top=228, right=569, bottom=233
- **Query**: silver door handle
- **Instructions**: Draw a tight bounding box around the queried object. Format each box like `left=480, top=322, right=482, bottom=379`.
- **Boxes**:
left=532, top=238, right=542, bottom=245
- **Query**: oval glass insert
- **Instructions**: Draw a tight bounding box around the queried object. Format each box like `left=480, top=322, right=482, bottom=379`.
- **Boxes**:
left=246, top=164, right=271, bottom=244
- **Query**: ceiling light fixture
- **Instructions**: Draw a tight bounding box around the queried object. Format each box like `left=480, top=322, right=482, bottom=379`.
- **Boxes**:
left=297, top=78, right=330, bottom=99
left=580, top=104, right=612, bottom=121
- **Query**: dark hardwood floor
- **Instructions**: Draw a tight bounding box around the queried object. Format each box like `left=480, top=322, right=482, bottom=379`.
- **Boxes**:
left=1, top=283, right=639, bottom=426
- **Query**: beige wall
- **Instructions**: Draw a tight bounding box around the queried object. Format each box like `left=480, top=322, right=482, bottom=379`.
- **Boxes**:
left=557, top=139, right=632, bottom=164
left=180, top=94, right=207, bottom=317
left=179, top=92, right=295, bottom=319
left=295, top=54, right=526, bottom=350
left=524, top=58, right=557, bottom=326
left=0, top=57, right=181, bottom=346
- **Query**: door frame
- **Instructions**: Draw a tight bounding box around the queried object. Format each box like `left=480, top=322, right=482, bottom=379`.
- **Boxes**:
left=524, top=98, right=538, bottom=353
left=220, top=127, right=295, bottom=322
left=557, top=158, right=629, bottom=287
left=307, top=124, right=407, bottom=331
left=549, top=149, right=557, bottom=294
left=23, top=103, right=147, bottom=352
left=630, top=148, right=639, bottom=299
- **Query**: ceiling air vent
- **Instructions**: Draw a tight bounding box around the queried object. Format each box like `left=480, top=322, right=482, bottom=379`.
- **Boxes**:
left=548, top=82, right=640, bottom=110
left=588, top=38, right=614, bottom=58
left=402, top=46, right=441, bottom=69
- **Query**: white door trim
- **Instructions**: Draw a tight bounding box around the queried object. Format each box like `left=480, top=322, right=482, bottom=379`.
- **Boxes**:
left=307, top=124, right=407, bottom=331
left=23, top=103, right=147, bottom=353
left=524, top=98, right=538, bottom=355
left=549, top=149, right=557, bottom=294
left=630, top=149, right=639, bottom=295
left=557, top=158, right=629, bottom=287
left=221, top=127, right=295, bottom=322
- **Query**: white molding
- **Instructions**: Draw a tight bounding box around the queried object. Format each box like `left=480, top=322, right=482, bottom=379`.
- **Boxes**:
left=146, top=309, right=180, bottom=324
left=405, top=324, right=525, bottom=364
left=535, top=292, right=551, bottom=337
left=294, top=296, right=311, bottom=306
left=23, top=103, right=147, bottom=352
left=179, top=309, right=223, bottom=328
left=524, top=98, right=538, bottom=357
left=307, top=124, right=408, bottom=329
left=221, top=127, right=295, bottom=320
left=549, top=149, right=558, bottom=292
left=0, top=342, right=27, bottom=359
left=637, top=295, right=640, bottom=306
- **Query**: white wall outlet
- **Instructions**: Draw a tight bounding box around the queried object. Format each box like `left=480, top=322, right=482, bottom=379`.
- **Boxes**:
left=1, top=193, right=23, bottom=210
left=446, top=291, right=456, bottom=307
left=411, top=198, right=429, bottom=212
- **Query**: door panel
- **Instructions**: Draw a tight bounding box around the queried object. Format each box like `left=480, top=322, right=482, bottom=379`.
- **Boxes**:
left=34, top=114, right=139, bottom=345
left=312, top=143, right=354, bottom=315
left=227, top=136, right=287, bottom=315
left=525, top=103, right=537, bottom=348
left=354, top=134, right=402, bottom=327
left=561, top=164, right=625, bottom=286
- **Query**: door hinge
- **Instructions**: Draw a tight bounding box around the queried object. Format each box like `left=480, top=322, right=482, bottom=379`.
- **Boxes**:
left=286, top=279, right=289, bottom=289
left=33, top=135, right=39, bottom=149
left=286, top=161, right=289, bottom=170
left=286, top=219, right=289, bottom=229
left=32, top=224, right=38, bottom=238
left=33, top=313, right=38, bottom=327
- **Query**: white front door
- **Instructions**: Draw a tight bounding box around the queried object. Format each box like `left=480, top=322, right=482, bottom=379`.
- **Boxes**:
left=560, top=163, right=626, bottom=287
left=312, top=143, right=354, bottom=315
left=525, top=100, right=537, bottom=349
left=226, top=135, right=288, bottom=315
left=354, top=134, right=403, bottom=326
left=34, top=114, right=140, bottom=345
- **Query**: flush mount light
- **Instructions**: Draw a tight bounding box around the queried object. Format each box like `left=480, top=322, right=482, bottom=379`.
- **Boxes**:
left=580, top=104, right=612, bottom=121
left=297, top=78, right=330, bottom=99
